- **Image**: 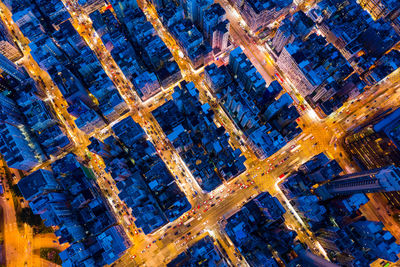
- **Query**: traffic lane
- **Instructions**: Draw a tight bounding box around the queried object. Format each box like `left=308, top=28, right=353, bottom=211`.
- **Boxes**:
left=155, top=188, right=257, bottom=262
left=338, top=86, right=400, bottom=131
left=159, top=184, right=259, bottom=246
left=328, top=76, right=400, bottom=126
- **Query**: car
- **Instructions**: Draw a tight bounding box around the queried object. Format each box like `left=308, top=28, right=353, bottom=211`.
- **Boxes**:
left=131, top=255, right=136, bottom=259
left=174, top=231, right=179, bottom=235
left=211, top=203, right=215, bottom=207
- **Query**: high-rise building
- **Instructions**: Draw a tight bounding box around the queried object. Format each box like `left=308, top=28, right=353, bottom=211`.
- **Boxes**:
left=203, top=4, right=229, bottom=54
left=315, top=227, right=353, bottom=255
left=276, top=32, right=360, bottom=116
left=109, top=0, right=138, bottom=21
left=37, top=200, right=74, bottom=227
left=374, top=107, right=400, bottom=149
left=0, top=21, right=22, bottom=62
left=211, top=23, right=229, bottom=51
left=315, top=165, right=400, bottom=200
left=185, top=0, right=213, bottom=27
left=17, top=169, right=60, bottom=201
left=0, top=94, right=44, bottom=171
left=229, top=47, right=266, bottom=95
left=0, top=93, right=24, bottom=125
left=293, top=195, right=327, bottom=222
left=276, top=43, right=316, bottom=97
left=133, top=71, right=161, bottom=101
left=150, top=0, right=171, bottom=9
left=271, top=11, right=314, bottom=54
left=96, top=225, right=131, bottom=265
left=231, top=0, right=293, bottom=34
left=0, top=123, right=42, bottom=171
left=0, top=53, right=27, bottom=82
left=346, top=220, right=400, bottom=262
left=18, top=153, right=130, bottom=266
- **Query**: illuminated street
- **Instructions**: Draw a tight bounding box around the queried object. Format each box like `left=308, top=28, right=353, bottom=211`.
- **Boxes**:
left=0, top=0, right=400, bottom=266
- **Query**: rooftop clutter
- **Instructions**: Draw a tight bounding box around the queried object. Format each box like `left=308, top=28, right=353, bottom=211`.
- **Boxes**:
left=152, top=81, right=247, bottom=192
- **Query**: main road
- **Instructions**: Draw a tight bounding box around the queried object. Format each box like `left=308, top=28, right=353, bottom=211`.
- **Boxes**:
left=116, top=0, right=400, bottom=266
left=1, top=0, right=400, bottom=266
left=0, top=159, right=68, bottom=267
left=55, top=0, right=400, bottom=266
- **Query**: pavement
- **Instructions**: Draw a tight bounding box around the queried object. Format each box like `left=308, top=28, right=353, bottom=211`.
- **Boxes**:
left=0, top=0, right=400, bottom=266
left=0, top=177, right=66, bottom=267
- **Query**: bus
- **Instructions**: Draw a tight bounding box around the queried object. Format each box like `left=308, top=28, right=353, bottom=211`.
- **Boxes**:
left=302, top=133, right=313, bottom=141
left=275, top=72, right=284, bottom=83
left=184, top=217, right=195, bottom=227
